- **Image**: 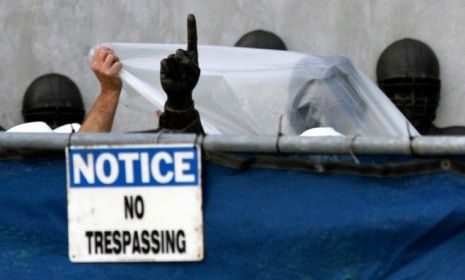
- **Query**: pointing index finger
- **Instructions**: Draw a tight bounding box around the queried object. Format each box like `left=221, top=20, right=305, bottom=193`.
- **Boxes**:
left=187, top=14, right=197, bottom=54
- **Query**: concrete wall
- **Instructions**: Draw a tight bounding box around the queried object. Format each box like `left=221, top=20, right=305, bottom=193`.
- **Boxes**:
left=1, top=0, right=464, bottom=130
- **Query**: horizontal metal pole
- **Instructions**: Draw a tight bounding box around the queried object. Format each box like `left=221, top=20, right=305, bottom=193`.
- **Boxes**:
left=412, top=137, right=465, bottom=155
left=1, top=132, right=465, bottom=156
left=0, top=133, right=70, bottom=151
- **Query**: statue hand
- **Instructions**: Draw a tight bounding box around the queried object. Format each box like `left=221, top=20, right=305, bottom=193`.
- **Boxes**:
left=160, top=15, right=200, bottom=109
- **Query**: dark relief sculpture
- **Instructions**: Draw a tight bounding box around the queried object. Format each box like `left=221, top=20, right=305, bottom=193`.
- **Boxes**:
left=158, top=14, right=204, bottom=134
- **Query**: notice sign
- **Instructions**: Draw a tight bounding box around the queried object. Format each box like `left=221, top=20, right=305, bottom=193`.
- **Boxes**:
left=66, top=144, right=203, bottom=263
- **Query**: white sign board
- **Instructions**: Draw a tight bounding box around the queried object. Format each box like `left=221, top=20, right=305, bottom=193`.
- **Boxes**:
left=66, top=144, right=203, bottom=262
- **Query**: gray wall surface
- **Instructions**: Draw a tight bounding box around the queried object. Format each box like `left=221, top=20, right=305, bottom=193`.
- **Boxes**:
left=1, top=0, right=464, bottom=130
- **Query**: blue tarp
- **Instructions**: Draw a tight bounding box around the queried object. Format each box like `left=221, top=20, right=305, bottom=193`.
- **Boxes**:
left=1, top=158, right=465, bottom=279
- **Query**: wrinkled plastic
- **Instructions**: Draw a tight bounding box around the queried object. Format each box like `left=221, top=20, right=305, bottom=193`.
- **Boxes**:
left=95, top=43, right=418, bottom=136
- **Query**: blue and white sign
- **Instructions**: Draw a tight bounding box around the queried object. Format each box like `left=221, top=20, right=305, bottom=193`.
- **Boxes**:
left=66, top=144, right=203, bottom=263
left=69, top=146, right=200, bottom=187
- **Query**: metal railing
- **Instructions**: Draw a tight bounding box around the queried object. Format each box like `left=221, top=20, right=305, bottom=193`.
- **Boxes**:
left=2, top=132, right=465, bottom=156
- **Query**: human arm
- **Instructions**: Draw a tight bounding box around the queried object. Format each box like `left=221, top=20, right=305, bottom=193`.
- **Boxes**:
left=79, top=47, right=122, bottom=132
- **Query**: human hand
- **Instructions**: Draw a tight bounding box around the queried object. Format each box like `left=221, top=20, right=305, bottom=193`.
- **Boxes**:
left=160, top=14, right=200, bottom=109
left=91, top=46, right=123, bottom=93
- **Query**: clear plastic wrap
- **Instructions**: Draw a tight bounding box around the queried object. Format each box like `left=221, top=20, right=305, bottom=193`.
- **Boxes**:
left=98, top=43, right=418, bottom=137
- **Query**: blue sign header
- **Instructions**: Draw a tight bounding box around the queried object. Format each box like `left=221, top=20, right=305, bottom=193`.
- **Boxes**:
left=67, top=145, right=200, bottom=188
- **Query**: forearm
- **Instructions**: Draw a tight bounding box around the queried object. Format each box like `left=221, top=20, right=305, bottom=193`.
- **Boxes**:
left=159, top=101, right=204, bottom=134
left=79, top=89, right=120, bottom=132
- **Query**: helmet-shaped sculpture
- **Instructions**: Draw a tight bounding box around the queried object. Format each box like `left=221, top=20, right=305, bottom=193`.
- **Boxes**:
left=235, top=30, right=287, bottom=50
left=22, top=73, right=85, bottom=129
left=377, top=38, right=440, bottom=134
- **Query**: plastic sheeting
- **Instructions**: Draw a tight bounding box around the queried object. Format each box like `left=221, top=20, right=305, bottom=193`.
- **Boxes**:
left=2, top=157, right=465, bottom=279
left=98, top=44, right=418, bottom=137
